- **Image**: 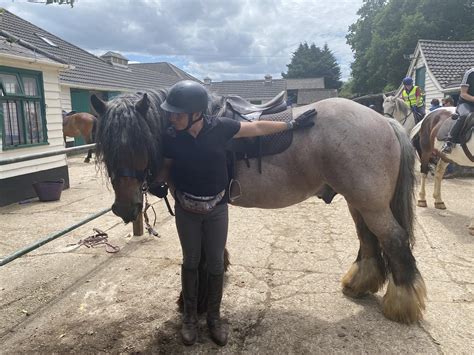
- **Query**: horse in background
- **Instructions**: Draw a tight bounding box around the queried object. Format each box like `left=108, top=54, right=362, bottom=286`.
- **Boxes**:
left=410, top=109, right=474, bottom=209
left=382, top=95, right=418, bottom=134
left=62, top=110, right=97, bottom=163
left=91, top=89, right=427, bottom=324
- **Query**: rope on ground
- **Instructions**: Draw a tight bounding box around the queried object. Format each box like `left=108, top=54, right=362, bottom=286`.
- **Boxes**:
left=68, top=228, right=120, bottom=253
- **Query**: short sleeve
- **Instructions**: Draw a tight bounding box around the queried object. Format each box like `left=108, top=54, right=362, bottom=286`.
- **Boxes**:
left=218, top=117, right=241, bottom=141
left=461, top=69, right=474, bottom=87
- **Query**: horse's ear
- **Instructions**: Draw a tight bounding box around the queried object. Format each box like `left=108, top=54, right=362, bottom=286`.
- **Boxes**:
left=135, top=93, right=150, bottom=117
left=91, top=94, right=107, bottom=116
left=383, top=94, right=387, bottom=100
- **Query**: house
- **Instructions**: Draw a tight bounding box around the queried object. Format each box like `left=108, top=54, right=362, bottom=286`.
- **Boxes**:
left=203, top=75, right=337, bottom=105
left=0, top=9, right=197, bottom=206
left=402, top=40, right=474, bottom=105
left=0, top=32, right=71, bottom=206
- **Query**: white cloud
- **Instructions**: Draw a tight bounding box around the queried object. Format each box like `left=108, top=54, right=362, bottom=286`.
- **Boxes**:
left=4, top=0, right=362, bottom=81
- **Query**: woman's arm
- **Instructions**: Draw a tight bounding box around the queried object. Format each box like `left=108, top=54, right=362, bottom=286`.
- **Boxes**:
left=233, top=120, right=288, bottom=138
left=459, top=86, right=474, bottom=103
left=233, top=109, right=316, bottom=139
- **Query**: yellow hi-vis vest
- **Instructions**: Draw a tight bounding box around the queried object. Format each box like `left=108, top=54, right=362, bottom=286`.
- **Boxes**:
left=402, top=86, right=424, bottom=108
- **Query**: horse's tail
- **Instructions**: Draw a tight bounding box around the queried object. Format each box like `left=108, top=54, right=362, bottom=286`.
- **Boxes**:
left=387, top=120, right=416, bottom=246
left=91, top=116, right=98, bottom=142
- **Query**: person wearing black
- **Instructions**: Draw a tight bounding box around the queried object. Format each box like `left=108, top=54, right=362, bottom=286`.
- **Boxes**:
left=442, top=68, right=474, bottom=153
left=159, top=80, right=314, bottom=346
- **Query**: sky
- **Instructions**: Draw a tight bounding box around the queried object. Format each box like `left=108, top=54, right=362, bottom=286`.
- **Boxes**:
left=3, top=0, right=364, bottom=82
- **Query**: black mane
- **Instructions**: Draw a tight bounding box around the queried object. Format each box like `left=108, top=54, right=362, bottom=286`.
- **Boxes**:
left=95, top=88, right=227, bottom=180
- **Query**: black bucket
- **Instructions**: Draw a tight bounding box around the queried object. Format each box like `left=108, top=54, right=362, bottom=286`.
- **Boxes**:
left=32, top=179, right=65, bottom=202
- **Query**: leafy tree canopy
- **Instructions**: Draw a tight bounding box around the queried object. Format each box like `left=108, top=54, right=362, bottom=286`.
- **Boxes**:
left=282, top=42, right=342, bottom=89
left=347, top=0, right=473, bottom=95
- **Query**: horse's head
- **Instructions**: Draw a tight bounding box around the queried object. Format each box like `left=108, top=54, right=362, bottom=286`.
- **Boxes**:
left=91, top=92, right=165, bottom=223
left=383, top=94, right=409, bottom=122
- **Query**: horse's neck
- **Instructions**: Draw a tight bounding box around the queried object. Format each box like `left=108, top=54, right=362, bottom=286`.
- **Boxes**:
left=394, top=100, right=415, bottom=130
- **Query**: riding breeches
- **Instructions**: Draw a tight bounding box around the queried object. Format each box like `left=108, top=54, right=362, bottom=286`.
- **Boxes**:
left=175, top=202, right=228, bottom=275
left=449, top=102, right=474, bottom=142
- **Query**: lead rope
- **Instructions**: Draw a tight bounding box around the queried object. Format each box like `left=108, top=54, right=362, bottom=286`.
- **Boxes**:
left=143, top=191, right=160, bottom=237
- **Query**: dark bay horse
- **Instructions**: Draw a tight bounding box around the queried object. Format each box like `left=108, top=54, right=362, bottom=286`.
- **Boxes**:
left=91, top=90, right=426, bottom=324
left=62, top=110, right=97, bottom=163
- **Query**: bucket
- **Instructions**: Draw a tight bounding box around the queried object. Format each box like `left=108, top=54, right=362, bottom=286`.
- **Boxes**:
left=32, top=179, right=65, bottom=202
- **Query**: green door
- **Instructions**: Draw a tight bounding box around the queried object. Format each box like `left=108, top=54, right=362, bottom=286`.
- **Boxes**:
left=70, top=89, right=91, bottom=146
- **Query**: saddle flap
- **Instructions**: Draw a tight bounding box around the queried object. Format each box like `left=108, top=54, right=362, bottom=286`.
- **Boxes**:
left=225, top=91, right=286, bottom=115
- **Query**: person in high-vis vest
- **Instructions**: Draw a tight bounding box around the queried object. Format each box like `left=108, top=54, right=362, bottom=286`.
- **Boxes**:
left=401, top=77, right=425, bottom=123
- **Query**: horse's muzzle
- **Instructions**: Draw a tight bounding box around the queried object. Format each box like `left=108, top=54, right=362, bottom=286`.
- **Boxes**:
left=112, top=201, right=142, bottom=223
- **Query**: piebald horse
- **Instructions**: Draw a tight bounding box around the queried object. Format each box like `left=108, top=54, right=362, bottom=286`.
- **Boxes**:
left=91, top=90, right=427, bottom=324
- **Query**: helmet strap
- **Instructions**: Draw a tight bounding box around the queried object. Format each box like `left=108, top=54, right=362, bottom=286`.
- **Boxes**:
left=185, top=112, right=203, bottom=130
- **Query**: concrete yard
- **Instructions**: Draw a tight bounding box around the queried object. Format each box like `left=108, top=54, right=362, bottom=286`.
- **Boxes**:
left=0, top=155, right=473, bottom=353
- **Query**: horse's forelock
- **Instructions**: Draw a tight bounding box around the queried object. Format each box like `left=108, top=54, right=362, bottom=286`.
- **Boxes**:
left=95, top=90, right=165, bottom=178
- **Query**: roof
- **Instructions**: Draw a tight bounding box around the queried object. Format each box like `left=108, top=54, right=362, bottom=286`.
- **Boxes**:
left=129, top=62, right=200, bottom=81
left=0, top=34, right=63, bottom=65
left=0, top=9, right=190, bottom=91
left=419, top=40, right=474, bottom=89
left=206, top=78, right=287, bottom=99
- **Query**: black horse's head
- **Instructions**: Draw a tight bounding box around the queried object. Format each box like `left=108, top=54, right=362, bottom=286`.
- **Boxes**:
left=91, top=90, right=167, bottom=223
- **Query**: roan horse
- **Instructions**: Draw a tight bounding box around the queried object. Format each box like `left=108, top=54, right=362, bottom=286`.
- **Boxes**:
left=91, top=90, right=427, bottom=324
left=62, top=110, right=97, bottom=163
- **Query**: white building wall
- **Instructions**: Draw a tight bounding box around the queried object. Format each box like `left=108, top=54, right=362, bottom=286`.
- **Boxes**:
left=0, top=58, right=67, bottom=179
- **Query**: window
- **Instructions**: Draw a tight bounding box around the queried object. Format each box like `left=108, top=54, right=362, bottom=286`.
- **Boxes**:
left=0, top=67, right=47, bottom=149
left=35, top=33, right=58, bottom=47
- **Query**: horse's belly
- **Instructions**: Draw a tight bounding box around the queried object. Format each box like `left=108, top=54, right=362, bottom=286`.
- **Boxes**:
left=435, top=139, right=474, bottom=167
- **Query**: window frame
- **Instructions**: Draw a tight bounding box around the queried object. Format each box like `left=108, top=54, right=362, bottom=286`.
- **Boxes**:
left=0, top=66, right=48, bottom=150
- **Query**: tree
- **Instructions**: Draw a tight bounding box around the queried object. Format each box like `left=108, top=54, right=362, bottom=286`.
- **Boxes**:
left=347, top=0, right=473, bottom=95
left=282, top=42, right=342, bottom=89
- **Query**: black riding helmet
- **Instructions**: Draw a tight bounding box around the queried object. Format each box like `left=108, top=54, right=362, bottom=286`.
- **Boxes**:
left=161, top=80, right=209, bottom=114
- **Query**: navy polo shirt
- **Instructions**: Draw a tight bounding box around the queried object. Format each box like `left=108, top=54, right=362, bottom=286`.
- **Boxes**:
left=163, top=116, right=241, bottom=196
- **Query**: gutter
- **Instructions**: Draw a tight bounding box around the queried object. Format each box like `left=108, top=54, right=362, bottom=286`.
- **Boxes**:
left=0, top=52, right=72, bottom=69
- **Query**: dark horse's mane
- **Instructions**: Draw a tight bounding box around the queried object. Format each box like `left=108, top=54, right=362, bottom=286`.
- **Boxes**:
left=95, top=88, right=227, bottom=180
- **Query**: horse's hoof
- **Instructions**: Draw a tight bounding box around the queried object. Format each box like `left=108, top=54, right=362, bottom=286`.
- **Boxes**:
left=417, top=200, right=427, bottom=208
left=382, top=274, right=426, bottom=324
left=470, top=229, right=474, bottom=236
left=341, top=260, right=385, bottom=298
left=434, top=202, right=446, bottom=210
left=84, top=158, right=90, bottom=163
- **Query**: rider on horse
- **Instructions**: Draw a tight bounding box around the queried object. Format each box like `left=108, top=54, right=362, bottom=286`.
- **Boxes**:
left=401, top=76, right=425, bottom=123
left=442, top=67, right=474, bottom=153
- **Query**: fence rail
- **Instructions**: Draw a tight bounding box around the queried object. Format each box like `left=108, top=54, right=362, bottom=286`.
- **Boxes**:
left=0, top=143, right=95, bottom=166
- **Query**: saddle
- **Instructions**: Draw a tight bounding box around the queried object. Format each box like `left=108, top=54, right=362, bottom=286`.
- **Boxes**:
left=226, top=108, right=294, bottom=175
left=436, top=112, right=474, bottom=143
left=224, top=91, right=287, bottom=117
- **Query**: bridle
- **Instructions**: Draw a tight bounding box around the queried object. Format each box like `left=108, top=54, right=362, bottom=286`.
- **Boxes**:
left=383, top=99, right=412, bottom=126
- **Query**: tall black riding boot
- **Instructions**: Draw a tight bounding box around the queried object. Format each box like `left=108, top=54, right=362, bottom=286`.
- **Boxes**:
left=181, top=266, right=198, bottom=346
left=442, top=113, right=461, bottom=153
left=207, top=273, right=228, bottom=346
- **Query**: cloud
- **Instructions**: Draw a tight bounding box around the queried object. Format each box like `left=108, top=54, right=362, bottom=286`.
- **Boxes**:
left=5, top=0, right=362, bottom=81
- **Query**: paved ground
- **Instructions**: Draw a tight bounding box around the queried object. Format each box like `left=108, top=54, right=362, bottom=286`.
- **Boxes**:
left=0, top=155, right=473, bottom=354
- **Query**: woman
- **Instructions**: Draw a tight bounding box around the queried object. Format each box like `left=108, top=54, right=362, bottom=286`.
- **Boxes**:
left=159, top=80, right=314, bottom=346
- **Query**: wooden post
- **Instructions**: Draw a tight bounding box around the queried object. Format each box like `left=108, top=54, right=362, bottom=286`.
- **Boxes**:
left=133, top=212, right=144, bottom=236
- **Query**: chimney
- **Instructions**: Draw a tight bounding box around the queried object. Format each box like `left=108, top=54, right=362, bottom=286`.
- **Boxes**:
left=100, top=51, right=129, bottom=68
left=264, top=74, right=272, bottom=85
left=204, top=77, right=212, bottom=85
